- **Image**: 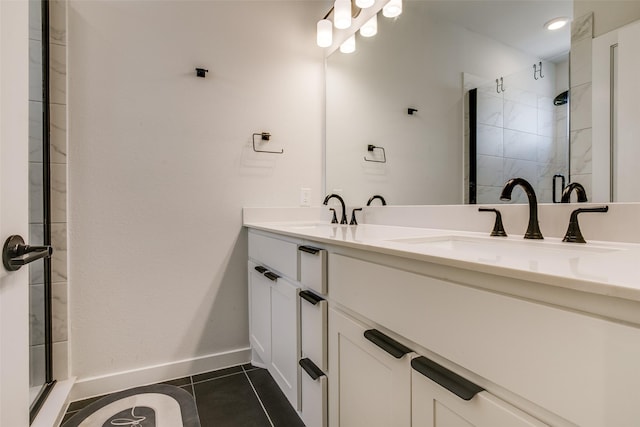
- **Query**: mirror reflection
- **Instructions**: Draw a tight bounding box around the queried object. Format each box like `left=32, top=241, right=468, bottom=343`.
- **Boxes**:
left=326, top=1, right=572, bottom=206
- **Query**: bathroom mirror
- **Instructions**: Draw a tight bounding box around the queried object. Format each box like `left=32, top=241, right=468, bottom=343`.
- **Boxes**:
left=325, top=0, right=572, bottom=206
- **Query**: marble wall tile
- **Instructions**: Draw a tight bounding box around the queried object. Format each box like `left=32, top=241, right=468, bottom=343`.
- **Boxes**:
left=503, top=158, right=538, bottom=187
left=476, top=124, right=503, bottom=157
left=537, top=109, right=555, bottom=138
left=504, top=100, right=537, bottom=134
left=503, top=129, right=537, bottom=161
left=52, top=249, right=67, bottom=283
left=50, top=43, right=66, bottom=105
left=29, top=224, right=44, bottom=285
left=52, top=282, right=67, bottom=342
left=29, top=101, right=43, bottom=163
left=29, top=39, right=43, bottom=102
left=477, top=92, right=503, bottom=127
left=29, top=163, right=43, bottom=224
left=537, top=95, right=555, bottom=112
left=477, top=155, right=504, bottom=187
left=51, top=103, right=67, bottom=164
left=51, top=163, right=67, bottom=223
left=50, top=0, right=67, bottom=46
left=476, top=185, right=503, bottom=204
left=536, top=135, right=556, bottom=164
left=30, top=284, right=45, bottom=346
left=570, top=38, right=592, bottom=88
left=30, top=344, right=46, bottom=387
left=29, top=0, right=42, bottom=41
left=504, top=87, right=537, bottom=108
left=570, top=82, right=592, bottom=131
left=570, top=128, right=593, bottom=175
left=569, top=173, right=593, bottom=201
left=53, top=341, right=68, bottom=380
left=571, top=13, right=593, bottom=43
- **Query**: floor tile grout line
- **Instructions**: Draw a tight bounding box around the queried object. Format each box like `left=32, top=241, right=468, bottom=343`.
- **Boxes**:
left=192, top=370, right=248, bottom=386
left=244, top=369, right=275, bottom=427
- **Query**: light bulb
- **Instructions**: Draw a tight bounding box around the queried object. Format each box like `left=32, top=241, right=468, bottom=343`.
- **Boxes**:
left=360, top=14, right=377, bottom=37
left=355, top=0, right=375, bottom=8
left=334, top=0, right=352, bottom=29
left=317, top=19, right=333, bottom=47
left=383, top=0, right=402, bottom=18
left=340, top=34, right=356, bottom=54
left=544, top=17, right=570, bottom=31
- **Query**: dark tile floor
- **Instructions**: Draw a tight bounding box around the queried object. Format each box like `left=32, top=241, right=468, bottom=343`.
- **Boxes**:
left=61, top=363, right=305, bottom=427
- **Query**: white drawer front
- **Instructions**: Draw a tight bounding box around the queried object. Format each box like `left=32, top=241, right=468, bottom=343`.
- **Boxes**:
left=299, top=245, right=327, bottom=294
left=330, top=253, right=640, bottom=427
left=299, top=359, right=328, bottom=427
left=249, top=231, right=298, bottom=278
left=300, top=290, right=328, bottom=371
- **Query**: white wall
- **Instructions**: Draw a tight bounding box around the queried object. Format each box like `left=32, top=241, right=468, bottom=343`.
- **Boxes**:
left=326, top=2, right=537, bottom=206
left=68, top=0, right=325, bottom=395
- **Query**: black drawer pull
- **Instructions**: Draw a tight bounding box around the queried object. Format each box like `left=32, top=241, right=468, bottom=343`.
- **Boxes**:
left=264, top=271, right=280, bottom=282
left=299, top=358, right=325, bottom=381
left=298, top=245, right=321, bottom=255
left=411, top=356, right=484, bottom=401
left=299, top=290, right=324, bottom=305
left=254, top=266, right=268, bottom=274
left=364, top=329, right=412, bottom=359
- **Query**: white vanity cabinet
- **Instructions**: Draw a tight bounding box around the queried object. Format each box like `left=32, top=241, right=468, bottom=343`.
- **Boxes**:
left=248, top=231, right=301, bottom=409
left=329, top=307, right=413, bottom=427
left=411, top=356, right=547, bottom=427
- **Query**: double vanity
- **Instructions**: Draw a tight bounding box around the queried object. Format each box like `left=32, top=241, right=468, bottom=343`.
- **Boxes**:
left=244, top=205, right=640, bottom=427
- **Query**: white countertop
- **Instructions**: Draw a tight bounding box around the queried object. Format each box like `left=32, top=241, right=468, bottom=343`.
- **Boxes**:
left=244, top=221, right=640, bottom=303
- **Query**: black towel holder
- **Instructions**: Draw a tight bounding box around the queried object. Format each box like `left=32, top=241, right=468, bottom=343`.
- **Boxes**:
left=252, top=132, right=283, bottom=154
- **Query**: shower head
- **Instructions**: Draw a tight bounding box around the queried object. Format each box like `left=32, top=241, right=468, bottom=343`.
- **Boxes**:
left=554, top=90, right=568, bottom=106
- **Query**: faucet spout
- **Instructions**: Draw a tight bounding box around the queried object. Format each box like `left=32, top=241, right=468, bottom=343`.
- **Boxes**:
left=499, top=178, right=543, bottom=239
left=366, top=195, right=387, bottom=206
left=323, top=194, right=348, bottom=224
left=560, top=182, right=588, bottom=203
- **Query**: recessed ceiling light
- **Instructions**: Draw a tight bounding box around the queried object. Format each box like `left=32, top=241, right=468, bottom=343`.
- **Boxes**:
left=545, top=17, right=569, bottom=31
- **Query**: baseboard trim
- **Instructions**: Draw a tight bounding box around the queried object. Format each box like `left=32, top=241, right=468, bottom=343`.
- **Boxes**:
left=70, top=347, right=251, bottom=401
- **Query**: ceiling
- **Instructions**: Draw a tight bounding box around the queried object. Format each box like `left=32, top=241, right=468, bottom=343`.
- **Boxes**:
left=416, top=0, right=573, bottom=61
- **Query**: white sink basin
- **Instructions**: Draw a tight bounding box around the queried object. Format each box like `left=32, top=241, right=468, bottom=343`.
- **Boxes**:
left=386, top=235, right=624, bottom=263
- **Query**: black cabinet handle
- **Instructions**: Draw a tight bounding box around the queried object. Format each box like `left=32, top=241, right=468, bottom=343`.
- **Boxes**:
left=298, top=245, right=321, bottom=255
left=299, top=358, right=325, bottom=381
left=364, top=329, right=412, bottom=359
left=263, top=271, right=280, bottom=282
left=254, top=266, right=268, bottom=274
left=411, top=356, right=484, bottom=401
left=299, top=290, right=324, bottom=305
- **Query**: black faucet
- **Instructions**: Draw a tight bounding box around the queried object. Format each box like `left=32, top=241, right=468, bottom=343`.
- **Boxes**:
left=323, top=194, right=348, bottom=224
left=366, top=195, right=387, bottom=206
left=560, top=182, right=588, bottom=203
left=499, top=178, right=543, bottom=239
left=563, top=206, right=608, bottom=243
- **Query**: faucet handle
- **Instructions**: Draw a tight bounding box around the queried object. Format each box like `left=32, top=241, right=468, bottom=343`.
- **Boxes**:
left=350, top=208, right=363, bottom=225
left=563, top=206, right=608, bottom=243
left=479, top=208, right=507, bottom=237
left=329, top=208, right=338, bottom=224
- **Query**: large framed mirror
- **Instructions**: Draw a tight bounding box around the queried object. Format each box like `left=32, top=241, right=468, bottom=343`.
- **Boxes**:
left=326, top=1, right=573, bottom=206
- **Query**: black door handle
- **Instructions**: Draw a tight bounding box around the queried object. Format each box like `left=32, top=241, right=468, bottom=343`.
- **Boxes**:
left=299, top=358, right=325, bottom=381
left=364, top=329, right=412, bottom=359
left=299, top=290, right=324, bottom=305
left=3, top=235, right=53, bottom=272
left=263, top=271, right=280, bottom=282
left=411, top=356, right=484, bottom=401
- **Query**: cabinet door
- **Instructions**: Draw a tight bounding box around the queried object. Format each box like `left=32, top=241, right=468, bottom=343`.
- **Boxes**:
left=270, top=275, right=300, bottom=410
left=411, top=356, right=547, bottom=427
left=329, top=307, right=412, bottom=427
left=248, top=263, right=271, bottom=365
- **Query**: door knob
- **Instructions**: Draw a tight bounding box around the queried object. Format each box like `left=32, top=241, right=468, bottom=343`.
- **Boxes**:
left=2, top=235, right=53, bottom=272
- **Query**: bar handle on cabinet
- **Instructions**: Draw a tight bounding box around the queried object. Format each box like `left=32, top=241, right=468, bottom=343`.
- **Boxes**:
left=298, top=245, right=321, bottom=255
left=254, top=266, right=268, bottom=274
left=299, top=358, right=325, bottom=381
left=364, top=329, right=412, bottom=359
left=411, top=356, right=484, bottom=401
left=299, top=290, right=324, bottom=305
left=263, top=271, right=280, bottom=282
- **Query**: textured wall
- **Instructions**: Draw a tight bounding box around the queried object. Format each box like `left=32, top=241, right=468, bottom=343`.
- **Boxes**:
left=68, top=0, right=324, bottom=388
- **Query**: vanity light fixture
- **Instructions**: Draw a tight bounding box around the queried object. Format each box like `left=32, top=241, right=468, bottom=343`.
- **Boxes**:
left=383, top=0, right=402, bottom=18
left=360, top=14, right=378, bottom=37
left=355, top=0, right=375, bottom=9
left=340, top=34, right=356, bottom=53
left=334, top=0, right=352, bottom=29
left=544, top=17, right=569, bottom=31
left=317, top=18, right=333, bottom=47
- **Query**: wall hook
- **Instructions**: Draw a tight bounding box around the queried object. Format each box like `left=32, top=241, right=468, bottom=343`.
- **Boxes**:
left=495, top=77, right=505, bottom=93
left=195, top=68, right=209, bottom=78
left=407, top=108, right=418, bottom=115
left=252, top=132, right=284, bottom=154
left=364, top=144, right=386, bottom=163
left=533, top=61, right=544, bottom=80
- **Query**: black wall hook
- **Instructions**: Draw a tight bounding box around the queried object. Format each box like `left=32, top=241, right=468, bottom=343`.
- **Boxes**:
left=533, top=61, right=544, bottom=80
left=196, top=68, right=208, bottom=78
left=408, top=108, right=418, bottom=115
